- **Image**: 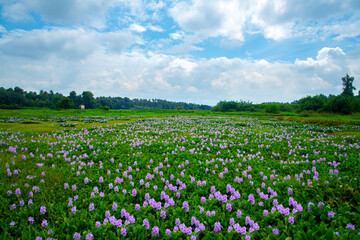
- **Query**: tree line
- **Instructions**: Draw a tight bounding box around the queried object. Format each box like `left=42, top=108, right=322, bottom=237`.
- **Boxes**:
left=213, top=74, right=360, bottom=114
left=0, top=88, right=212, bottom=110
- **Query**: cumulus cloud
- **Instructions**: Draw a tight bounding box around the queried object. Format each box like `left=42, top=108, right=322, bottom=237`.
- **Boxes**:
left=0, top=27, right=139, bottom=59
left=0, top=44, right=357, bottom=104
left=169, top=0, right=360, bottom=42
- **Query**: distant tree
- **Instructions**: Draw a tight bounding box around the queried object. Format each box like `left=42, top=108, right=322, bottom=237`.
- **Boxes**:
left=56, top=98, right=74, bottom=109
left=82, top=91, right=95, bottom=109
left=265, top=104, right=280, bottom=113
left=298, top=94, right=328, bottom=112
left=341, top=74, right=356, bottom=96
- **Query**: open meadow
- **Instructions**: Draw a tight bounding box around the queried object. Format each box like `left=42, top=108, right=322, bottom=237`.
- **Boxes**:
left=1, top=109, right=359, bottom=239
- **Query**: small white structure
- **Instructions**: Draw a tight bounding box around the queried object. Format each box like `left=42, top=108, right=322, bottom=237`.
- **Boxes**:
left=80, top=105, right=85, bottom=110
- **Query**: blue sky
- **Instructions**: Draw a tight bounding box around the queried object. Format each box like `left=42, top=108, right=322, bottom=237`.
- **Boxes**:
left=0, top=0, right=360, bottom=105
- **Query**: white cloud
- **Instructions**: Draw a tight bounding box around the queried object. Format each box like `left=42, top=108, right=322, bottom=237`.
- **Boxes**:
left=169, top=0, right=248, bottom=41
left=0, top=27, right=138, bottom=59
left=0, top=43, right=357, bottom=105
left=0, top=25, right=7, bottom=33
left=169, top=0, right=360, bottom=42
left=1, top=2, right=32, bottom=21
left=148, top=25, right=163, bottom=32
left=129, top=23, right=146, bottom=32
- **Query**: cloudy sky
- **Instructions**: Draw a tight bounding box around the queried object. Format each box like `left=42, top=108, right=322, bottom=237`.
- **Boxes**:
left=0, top=0, right=360, bottom=105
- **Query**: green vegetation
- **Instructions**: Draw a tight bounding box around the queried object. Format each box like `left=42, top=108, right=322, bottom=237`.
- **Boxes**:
left=212, top=74, right=360, bottom=114
left=0, top=110, right=359, bottom=239
left=0, top=88, right=212, bottom=110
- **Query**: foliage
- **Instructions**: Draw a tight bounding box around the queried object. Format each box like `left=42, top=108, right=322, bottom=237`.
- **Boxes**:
left=298, top=94, right=328, bottom=112
left=0, top=86, right=212, bottom=110
left=325, top=95, right=360, bottom=114
left=212, top=100, right=254, bottom=112
left=56, top=98, right=74, bottom=109
left=0, top=113, right=359, bottom=239
left=265, top=104, right=280, bottom=113
left=341, top=74, right=356, bottom=97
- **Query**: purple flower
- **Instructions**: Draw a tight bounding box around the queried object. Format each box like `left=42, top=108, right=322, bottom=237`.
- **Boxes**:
left=15, top=188, right=21, bottom=196
left=135, top=204, right=140, bottom=211
left=328, top=211, right=335, bottom=218
left=121, top=228, right=127, bottom=236
left=264, top=209, right=269, bottom=216
left=40, top=206, right=46, bottom=215
left=71, top=206, right=76, bottom=214
left=272, top=228, right=279, bottom=234
left=89, top=203, right=94, bottom=212
left=73, top=232, right=81, bottom=240
left=160, top=210, right=166, bottom=219
left=346, top=224, right=355, bottom=230
left=226, top=203, right=232, bottom=212
left=86, top=232, right=93, bottom=240
left=201, top=196, right=206, bottom=204
left=288, top=216, right=294, bottom=224
left=96, top=221, right=101, bottom=228
left=237, top=209, right=242, bottom=218
left=248, top=194, right=255, bottom=205
left=112, top=202, right=118, bottom=211
left=183, top=201, right=189, bottom=212
left=132, top=188, right=137, bottom=197
left=28, top=217, right=34, bottom=224
left=152, top=226, right=159, bottom=237
left=214, top=221, right=222, bottom=233
left=41, top=219, right=48, bottom=227
left=165, top=229, right=171, bottom=235
left=143, top=219, right=149, bottom=229
left=10, top=221, right=15, bottom=226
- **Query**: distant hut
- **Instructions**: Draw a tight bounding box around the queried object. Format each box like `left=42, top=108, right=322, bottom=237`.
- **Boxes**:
left=80, top=105, right=85, bottom=110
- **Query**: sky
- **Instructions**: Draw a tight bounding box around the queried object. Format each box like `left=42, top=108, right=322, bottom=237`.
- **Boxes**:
left=0, top=0, right=360, bottom=105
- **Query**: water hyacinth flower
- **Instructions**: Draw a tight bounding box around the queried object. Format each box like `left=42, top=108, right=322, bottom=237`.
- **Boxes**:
left=95, top=221, right=101, bottom=228
left=132, top=188, right=137, bottom=197
left=328, top=211, right=335, bottom=218
left=346, top=224, right=355, bottom=230
left=226, top=203, right=232, bottom=211
left=41, top=219, right=48, bottom=227
left=143, top=219, right=149, bottom=229
left=112, top=202, right=118, bottom=211
left=121, top=228, right=127, bottom=236
left=214, top=222, right=222, bottom=233
left=288, top=216, right=295, bottom=224
left=89, top=203, right=94, bottom=212
left=160, top=210, right=166, bottom=219
left=152, top=226, right=159, bottom=237
left=40, top=206, right=46, bottom=215
left=28, top=216, right=34, bottom=224
left=135, top=204, right=140, bottom=211
left=183, top=201, right=189, bottom=212
left=237, top=209, right=242, bottom=218
left=71, top=206, right=76, bottom=214
left=85, top=232, right=93, bottom=240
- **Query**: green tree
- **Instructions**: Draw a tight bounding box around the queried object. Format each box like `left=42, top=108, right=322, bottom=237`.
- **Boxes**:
left=341, top=74, right=356, bottom=96
left=56, top=98, right=74, bottom=109
left=82, top=91, right=95, bottom=109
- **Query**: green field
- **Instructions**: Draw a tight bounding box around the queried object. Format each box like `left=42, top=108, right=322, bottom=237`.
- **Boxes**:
left=0, top=109, right=359, bottom=239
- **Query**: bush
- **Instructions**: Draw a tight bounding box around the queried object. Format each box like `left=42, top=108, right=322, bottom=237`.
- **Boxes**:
left=326, top=95, right=360, bottom=114
left=265, top=104, right=280, bottom=113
